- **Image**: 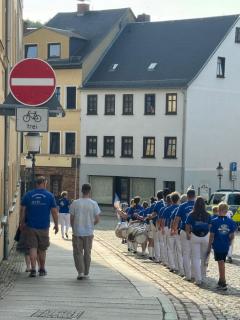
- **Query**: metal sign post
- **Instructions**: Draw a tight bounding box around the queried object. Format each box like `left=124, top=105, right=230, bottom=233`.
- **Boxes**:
left=230, top=162, right=237, bottom=190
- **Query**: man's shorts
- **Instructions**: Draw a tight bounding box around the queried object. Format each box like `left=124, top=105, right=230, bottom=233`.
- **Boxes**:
left=25, top=227, right=50, bottom=251
left=214, top=251, right=228, bottom=262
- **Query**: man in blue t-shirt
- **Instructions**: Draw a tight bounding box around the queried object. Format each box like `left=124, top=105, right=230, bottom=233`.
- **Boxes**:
left=173, top=188, right=195, bottom=280
left=207, top=202, right=237, bottom=290
left=20, top=176, right=58, bottom=277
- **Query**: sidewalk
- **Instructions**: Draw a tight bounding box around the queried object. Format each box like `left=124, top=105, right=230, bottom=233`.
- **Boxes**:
left=0, top=226, right=176, bottom=320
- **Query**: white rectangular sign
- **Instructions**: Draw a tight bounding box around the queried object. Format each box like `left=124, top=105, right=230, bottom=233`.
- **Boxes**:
left=16, top=107, right=49, bottom=132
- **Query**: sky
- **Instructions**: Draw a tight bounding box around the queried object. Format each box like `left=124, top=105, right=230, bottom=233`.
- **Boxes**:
left=23, top=0, right=240, bottom=23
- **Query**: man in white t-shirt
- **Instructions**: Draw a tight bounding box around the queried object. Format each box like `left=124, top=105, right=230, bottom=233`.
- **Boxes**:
left=70, top=183, right=101, bottom=280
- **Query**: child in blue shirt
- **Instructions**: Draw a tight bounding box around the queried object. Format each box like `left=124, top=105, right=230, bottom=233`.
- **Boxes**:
left=207, top=202, right=237, bottom=290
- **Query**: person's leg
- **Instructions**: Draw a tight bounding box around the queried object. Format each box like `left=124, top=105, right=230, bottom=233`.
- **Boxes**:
left=83, top=235, right=93, bottom=276
left=65, top=214, right=70, bottom=237
left=175, top=234, right=184, bottom=275
left=72, top=236, right=84, bottom=277
left=59, top=214, right=65, bottom=238
left=25, top=254, right=31, bottom=272
left=141, top=241, right=147, bottom=255
left=218, top=260, right=226, bottom=283
left=167, top=235, right=176, bottom=271
left=38, top=249, right=46, bottom=273
left=29, top=248, right=38, bottom=270
left=180, top=230, right=191, bottom=280
left=153, top=229, right=160, bottom=262
left=191, top=235, right=201, bottom=283
left=200, top=235, right=209, bottom=281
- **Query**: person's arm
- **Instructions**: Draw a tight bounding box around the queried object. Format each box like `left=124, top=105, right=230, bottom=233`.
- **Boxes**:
left=185, top=224, right=191, bottom=240
left=70, top=214, right=74, bottom=228
left=207, top=232, right=214, bottom=254
left=173, top=216, right=181, bottom=233
left=94, top=214, right=100, bottom=225
left=51, top=207, right=59, bottom=234
left=19, top=206, right=26, bottom=230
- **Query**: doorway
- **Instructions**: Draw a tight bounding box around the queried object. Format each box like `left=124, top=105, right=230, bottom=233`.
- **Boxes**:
left=115, top=177, right=130, bottom=203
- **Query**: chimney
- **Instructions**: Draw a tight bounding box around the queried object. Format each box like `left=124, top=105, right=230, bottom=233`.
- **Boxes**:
left=136, top=14, right=151, bottom=22
left=77, top=1, right=90, bottom=15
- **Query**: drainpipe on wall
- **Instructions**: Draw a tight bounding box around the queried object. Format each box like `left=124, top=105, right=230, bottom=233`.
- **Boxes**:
left=3, top=0, right=11, bottom=260
left=181, top=89, right=187, bottom=193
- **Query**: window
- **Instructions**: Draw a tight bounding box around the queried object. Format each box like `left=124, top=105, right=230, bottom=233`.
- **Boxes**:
left=87, top=95, right=97, bottom=115
left=166, top=93, right=177, bottom=114
left=163, top=181, right=175, bottom=192
left=48, top=43, right=61, bottom=59
left=65, top=132, right=75, bottom=155
left=145, top=94, right=155, bottom=115
left=143, top=137, right=155, bottom=158
left=121, top=137, right=133, bottom=157
left=86, top=136, right=97, bottom=157
left=55, top=87, right=61, bottom=101
left=66, top=87, right=76, bottom=109
left=164, top=137, right=177, bottom=158
left=24, top=44, right=37, bottom=58
left=50, top=132, right=60, bottom=154
left=103, top=136, right=115, bottom=157
left=235, top=27, right=240, bottom=43
left=123, top=94, right=133, bottom=115
left=148, top=62, right=157, bottom=71
left=217, top=57, right=225, bottom=78
left=105, top=95, right=115, bottom=115
left=109, top=63, right=118, bottom=71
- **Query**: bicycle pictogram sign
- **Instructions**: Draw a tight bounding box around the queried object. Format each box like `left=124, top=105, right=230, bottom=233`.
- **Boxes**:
left=23, top=111, right=42, bottom=122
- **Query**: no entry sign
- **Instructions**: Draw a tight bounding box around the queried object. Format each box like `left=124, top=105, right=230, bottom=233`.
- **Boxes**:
left=9, top=58, right=56, bottom=106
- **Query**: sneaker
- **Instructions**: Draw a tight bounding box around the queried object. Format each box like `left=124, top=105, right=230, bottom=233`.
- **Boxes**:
left=227, top=257, right=233, bottom=264
left=39, top=269, right=47, bottom=276
left=77, top=273, right=84, bottom=280
left=25, top=268, right=31, bottom=272
left=29, top=269, right=37, bottom=277
left=65, top=233, right=68, bottom=239
left=217, top=280, right=227, bottom=291
left=83, top=274, right=89, bottom=279
left=133, top=251, right=137, bottom=254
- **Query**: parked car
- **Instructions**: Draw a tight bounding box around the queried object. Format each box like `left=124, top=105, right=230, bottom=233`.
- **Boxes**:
left=207, top=189, right=240, bottom=229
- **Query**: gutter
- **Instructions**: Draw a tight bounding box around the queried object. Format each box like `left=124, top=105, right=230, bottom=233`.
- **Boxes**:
left=181, top=89, right=187, bottom=193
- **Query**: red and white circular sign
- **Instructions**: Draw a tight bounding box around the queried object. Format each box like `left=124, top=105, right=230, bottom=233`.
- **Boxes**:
left=9, top=58, right=56, bottom=106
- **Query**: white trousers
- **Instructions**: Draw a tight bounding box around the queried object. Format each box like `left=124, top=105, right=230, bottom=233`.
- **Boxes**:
left=227, top=238, right=234, bottom=257
left=153, top=229, right=161, bottom=262
left=180, top=230, right=192, bottom=280
left=162, top=227, right=169, bottom=266
left=190, top=233, right=209, bottom=283
left=59, top=213, right=70, bottom=238
left=175, top=234, right=184, bottom=275
left=167, top=232, right=177, bottom=270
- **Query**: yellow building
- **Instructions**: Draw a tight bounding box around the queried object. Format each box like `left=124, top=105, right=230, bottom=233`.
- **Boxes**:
left=22, top=2, right=135, bottom=199
left=0, top=0, right=23, bottom=261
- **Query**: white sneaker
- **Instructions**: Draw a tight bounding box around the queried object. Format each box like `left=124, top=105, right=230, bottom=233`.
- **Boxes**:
left=77, top=273, right=83, bottom=280
left=83, top=274, right=89, bottom=279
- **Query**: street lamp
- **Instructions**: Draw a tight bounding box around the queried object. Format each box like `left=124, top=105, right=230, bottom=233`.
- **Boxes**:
left=216, top=162, right=223, bottom=190
left=25, top=132, right=42, bottom=190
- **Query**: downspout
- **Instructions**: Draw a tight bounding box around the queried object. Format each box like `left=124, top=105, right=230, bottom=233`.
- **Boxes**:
left=3, top=0, right=10, bottom=260
left=181, top=89, right=187, bottom=193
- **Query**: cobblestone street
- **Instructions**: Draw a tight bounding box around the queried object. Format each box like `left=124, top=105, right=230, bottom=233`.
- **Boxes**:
left=95, top=215, right=240, bottom=320
left=0, top=214, right=239, bottom=320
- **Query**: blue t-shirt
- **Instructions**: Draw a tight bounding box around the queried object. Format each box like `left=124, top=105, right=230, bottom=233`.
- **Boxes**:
left=127, top=204, right=143, bottom=221
left=186, top=213, right=211, bottom=237
left=21, top=189, right=57, bottom=229
left=163, top=204, right=179, bottom=228
left=210, top=216, right=237, bottom=253
left=157, top=206, right=166, bottom=220
left=58, top=197, right=70, bottom=214
left=176, top=200, right=195, bottom=230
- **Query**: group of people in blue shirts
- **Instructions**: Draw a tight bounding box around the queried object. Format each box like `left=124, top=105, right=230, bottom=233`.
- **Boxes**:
left=117, top=188, right=237, bottom=291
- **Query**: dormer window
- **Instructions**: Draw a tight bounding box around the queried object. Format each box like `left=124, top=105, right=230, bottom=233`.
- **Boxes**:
left=235, top=27, right=240, bottom=43
left=148, top=62, right=157, bottom=71
left=109, top=64, right=118, bottom=72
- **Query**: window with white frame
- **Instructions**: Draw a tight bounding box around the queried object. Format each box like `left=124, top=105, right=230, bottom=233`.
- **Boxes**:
left=65, top=132, right=75, bottom=155
left=144, top=94, right=155, bottom=115
left=66, top=87, right=76, bottom=109
left=217, top=57, right=225, bottom=78
left=166, top=93, right=177, bottom=114
left=86, top=136, right=97, bottom=157
left=235, top=27, right=240, bottom=43
left=50, top=132, right=60, bottom=154
left=164, top=137, right=177, bottom=159
left=143, top=137, right=155, bottom=158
